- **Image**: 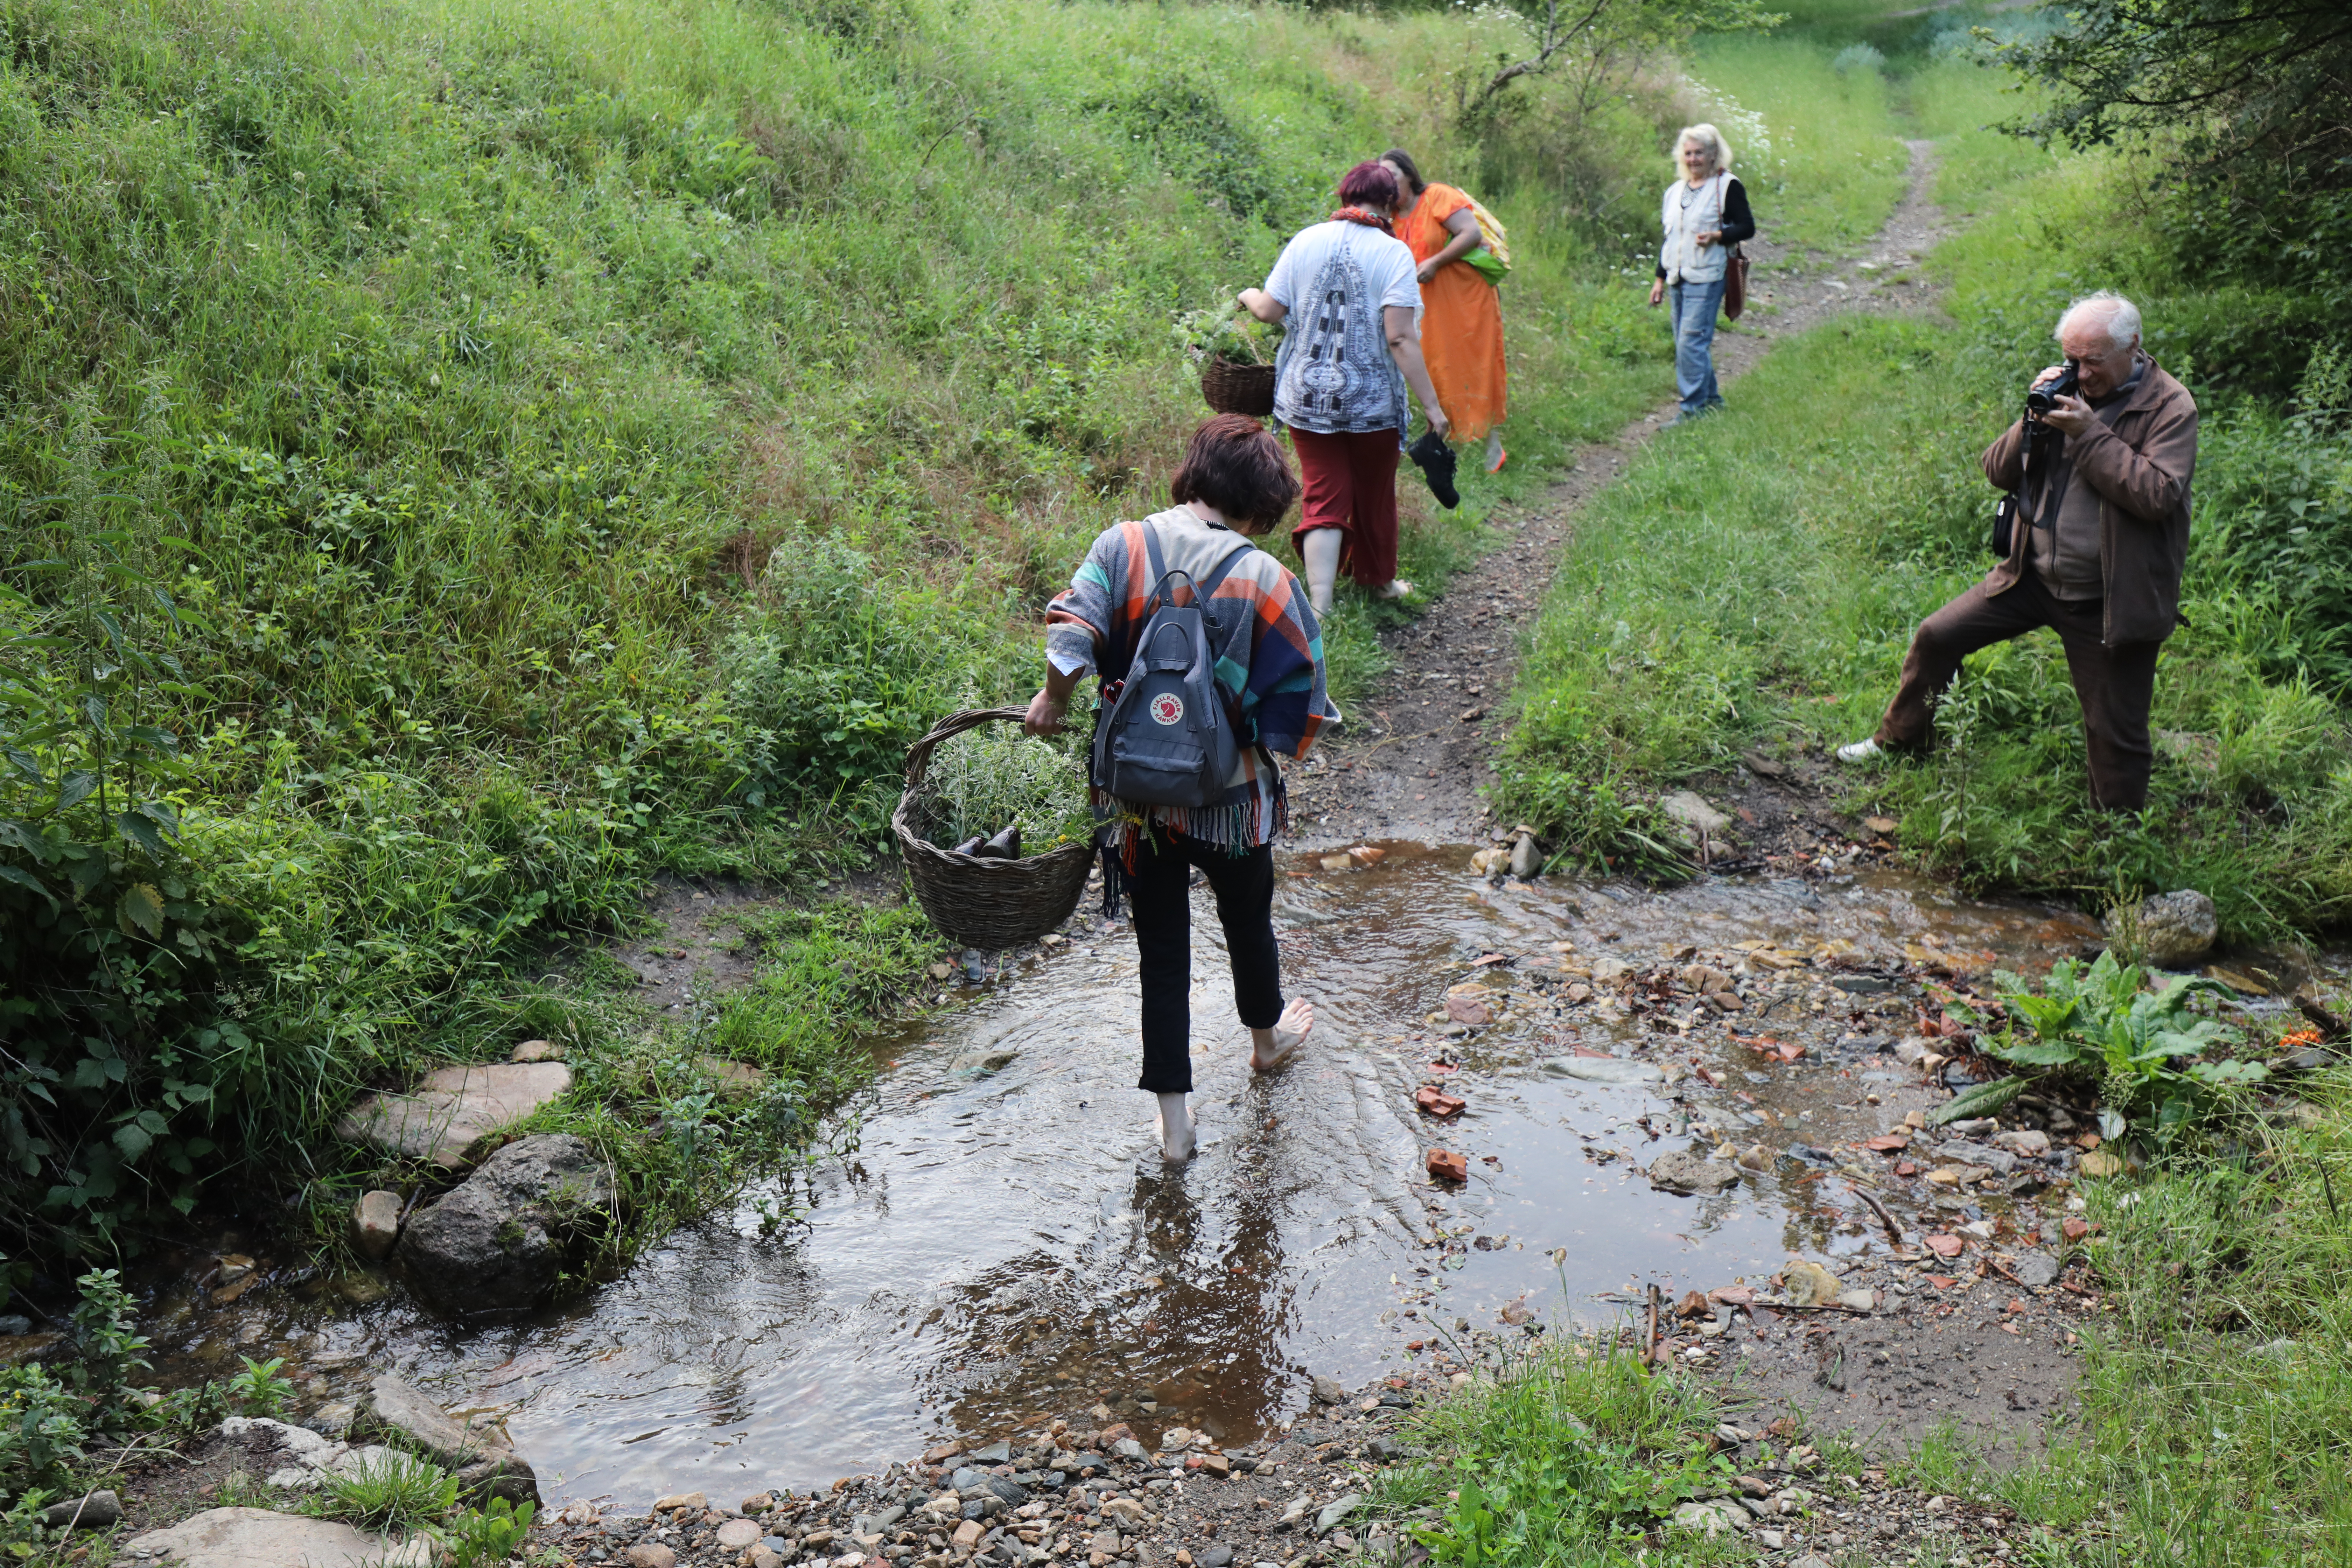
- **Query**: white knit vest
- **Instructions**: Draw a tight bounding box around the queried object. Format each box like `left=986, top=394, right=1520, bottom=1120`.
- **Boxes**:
left=1660, top=175, right=1732, bottom=284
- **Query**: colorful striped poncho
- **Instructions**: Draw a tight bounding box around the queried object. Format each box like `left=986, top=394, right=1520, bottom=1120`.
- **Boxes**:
left=1046, top=506, right=1339, bottom=852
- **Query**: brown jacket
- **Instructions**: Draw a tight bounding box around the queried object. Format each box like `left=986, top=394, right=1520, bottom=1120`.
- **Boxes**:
left=1981, top=354, right=2199, bottom=645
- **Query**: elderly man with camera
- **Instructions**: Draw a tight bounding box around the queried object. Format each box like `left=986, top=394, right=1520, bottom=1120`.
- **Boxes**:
left=1837, top=291, right=2199, bottom=811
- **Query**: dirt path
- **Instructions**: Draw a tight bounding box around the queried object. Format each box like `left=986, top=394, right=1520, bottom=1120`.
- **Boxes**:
left=1288, top=139, right=1955, bottom=853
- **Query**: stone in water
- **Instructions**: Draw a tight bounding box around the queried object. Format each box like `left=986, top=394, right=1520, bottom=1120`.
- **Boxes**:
left=1541, top=1056, right=1663, bottom=1084
left=1648, top=1149, right=1740, bottom=1195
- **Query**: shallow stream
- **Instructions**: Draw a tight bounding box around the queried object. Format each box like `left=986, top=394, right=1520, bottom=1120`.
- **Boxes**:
left=148, top=844, right=2135, bottom=1505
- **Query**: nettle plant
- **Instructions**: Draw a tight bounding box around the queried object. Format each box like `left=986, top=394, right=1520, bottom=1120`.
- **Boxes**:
left=0, top=387, right=248, bottom=1254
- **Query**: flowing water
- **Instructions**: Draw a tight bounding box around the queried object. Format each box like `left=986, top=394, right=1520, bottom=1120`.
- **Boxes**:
left=147, top=843, right=2127, bottom=1506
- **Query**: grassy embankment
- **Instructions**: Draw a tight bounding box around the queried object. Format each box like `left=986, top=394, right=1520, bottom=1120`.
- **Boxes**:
left=0, top=0, right=1695, bottom=1275
left=1395, top=11, right=2352, bottom=1566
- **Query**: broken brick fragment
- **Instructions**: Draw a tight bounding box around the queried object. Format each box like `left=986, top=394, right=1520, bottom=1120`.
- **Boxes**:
left=1414, top=1086, right=1467, bottom=1118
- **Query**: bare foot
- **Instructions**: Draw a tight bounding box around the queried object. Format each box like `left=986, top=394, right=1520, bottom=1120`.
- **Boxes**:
left=1251, top=998, right=1315, bottom=1073
left=1155, top=1092, right=1196, bottom=1162
left=1376, top=579, right=1416, bottom=601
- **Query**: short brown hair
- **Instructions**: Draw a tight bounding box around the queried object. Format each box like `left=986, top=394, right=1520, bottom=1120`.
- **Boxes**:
left=1170, top=414, right=1301, bottom=534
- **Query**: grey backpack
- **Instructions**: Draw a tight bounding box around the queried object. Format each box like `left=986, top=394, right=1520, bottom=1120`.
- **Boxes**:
left=1092, top=524, right=1258, bottom=808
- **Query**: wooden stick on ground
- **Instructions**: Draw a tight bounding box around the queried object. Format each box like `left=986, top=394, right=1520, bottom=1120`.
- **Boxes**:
left=2295, top=992, right=2348, bottom=1040
left=1848, top=1182, right=1905, bottom=1246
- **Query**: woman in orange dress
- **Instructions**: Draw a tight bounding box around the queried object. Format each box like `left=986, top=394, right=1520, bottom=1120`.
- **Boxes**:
left=1380, top=149, right=1507, bottom=473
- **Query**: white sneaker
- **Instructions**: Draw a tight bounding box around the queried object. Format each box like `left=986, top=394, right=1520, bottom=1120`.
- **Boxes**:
left=1834, top=737, right=1884, bottom=764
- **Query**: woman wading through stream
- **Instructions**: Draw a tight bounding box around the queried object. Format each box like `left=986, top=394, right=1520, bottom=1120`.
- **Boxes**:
left=1025, top=416, right=1337, bottom=1163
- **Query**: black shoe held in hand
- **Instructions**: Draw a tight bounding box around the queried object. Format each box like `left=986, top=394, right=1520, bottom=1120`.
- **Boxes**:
left=1408, top=430, right=1459, bottom=510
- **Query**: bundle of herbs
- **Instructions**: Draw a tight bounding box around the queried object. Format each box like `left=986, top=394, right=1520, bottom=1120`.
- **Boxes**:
left=918, top=723, right=1094, bottom=859
left=1172, top=302, right=1280, bottom=366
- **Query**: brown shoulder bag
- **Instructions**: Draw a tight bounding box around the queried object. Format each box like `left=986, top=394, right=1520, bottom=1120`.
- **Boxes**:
left=1717, top=173, right=1749, bottom=321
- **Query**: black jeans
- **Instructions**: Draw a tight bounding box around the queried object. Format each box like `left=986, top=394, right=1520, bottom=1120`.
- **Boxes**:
left=1127, top=830, right=1283, bottom=1094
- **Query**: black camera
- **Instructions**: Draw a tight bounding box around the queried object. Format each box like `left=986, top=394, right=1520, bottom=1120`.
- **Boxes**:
left=2026, top=359, right=2081, bottom=415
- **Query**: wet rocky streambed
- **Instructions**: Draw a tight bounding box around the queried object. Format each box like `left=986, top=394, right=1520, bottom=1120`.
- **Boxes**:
left=130, top=842, right=2316, bottom=1565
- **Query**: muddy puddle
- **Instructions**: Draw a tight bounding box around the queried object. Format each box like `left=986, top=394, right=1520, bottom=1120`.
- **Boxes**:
left=146, top=844, right=2137, bottom=1506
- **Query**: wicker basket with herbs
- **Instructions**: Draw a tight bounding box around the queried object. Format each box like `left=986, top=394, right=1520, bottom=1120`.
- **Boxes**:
left=1175, top=304, right=1280, bottom=418
left=893, top=708, right=1098, bottom=950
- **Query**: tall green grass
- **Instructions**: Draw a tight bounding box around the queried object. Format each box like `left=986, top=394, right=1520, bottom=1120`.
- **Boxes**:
left=1903, top=54, right=2059, bottom=214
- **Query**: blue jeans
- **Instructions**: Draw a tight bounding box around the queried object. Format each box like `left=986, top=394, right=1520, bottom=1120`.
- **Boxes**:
left=1668, top=276, right=1727, bottom=415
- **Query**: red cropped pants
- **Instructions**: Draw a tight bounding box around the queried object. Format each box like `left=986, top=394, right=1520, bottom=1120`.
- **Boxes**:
left=1288, top=425, right=1400, bottom=588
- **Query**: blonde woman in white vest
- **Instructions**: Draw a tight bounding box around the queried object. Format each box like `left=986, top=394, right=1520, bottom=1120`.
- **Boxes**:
left=1646, top=123, right=1755, bottom=424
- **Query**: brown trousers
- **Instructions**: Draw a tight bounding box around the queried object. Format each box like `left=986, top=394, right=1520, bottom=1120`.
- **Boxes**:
left=1873, top=570, right=2163, bottom=811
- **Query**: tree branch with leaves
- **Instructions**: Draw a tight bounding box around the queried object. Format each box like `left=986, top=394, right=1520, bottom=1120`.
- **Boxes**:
left=1455, top=0, right=1784, bottom=131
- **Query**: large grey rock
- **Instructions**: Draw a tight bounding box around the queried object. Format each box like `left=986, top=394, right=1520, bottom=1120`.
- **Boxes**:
left=1507, top=834, right=1541, bottom=879
left=1648, top=1149, right=1741, bottom=1195
left=397, top=1133, right=610, bottom=1312
left=2108, top=889, right=2218, bottom=968
left=336, top=1063, right=575, bottom=1169
left=117, top=1507, right=433, bottom=1566
left=349, top=1374, right=539, bottom=1507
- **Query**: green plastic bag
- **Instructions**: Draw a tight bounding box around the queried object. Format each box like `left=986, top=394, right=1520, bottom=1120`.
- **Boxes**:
left=1460, top=195, right=1511, bottom=286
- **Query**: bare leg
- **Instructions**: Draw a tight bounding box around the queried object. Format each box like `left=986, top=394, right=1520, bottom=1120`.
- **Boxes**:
left=1155, top=1091, right=1196, bottom=1162
left=1375, top=579, right=1416, bottom=600
left=1485, top=429, right=1506, bottom=474
left=1301, top=529, right=1342, bottom=615
left=1250, top=997, right=1315, bottom=1073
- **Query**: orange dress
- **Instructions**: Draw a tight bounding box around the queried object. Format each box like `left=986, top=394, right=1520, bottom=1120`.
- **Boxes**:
left=1399, top=184, right=1507, bottom=441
